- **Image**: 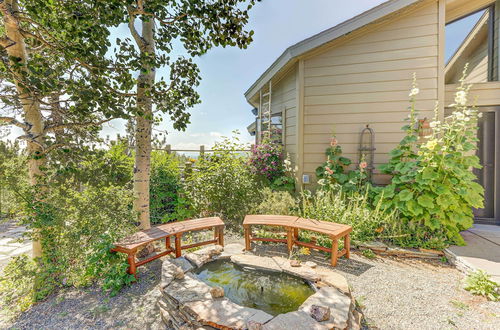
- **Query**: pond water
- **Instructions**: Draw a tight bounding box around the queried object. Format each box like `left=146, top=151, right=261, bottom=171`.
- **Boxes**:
left=195, top=260, right=315, bottom=316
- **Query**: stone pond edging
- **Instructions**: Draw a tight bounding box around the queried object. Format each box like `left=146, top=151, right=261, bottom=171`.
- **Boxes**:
left=157, top=243, right=362, bottom=330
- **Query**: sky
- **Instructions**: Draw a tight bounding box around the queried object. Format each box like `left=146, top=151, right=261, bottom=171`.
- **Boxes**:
left=4, top=0, right=479, bottom=150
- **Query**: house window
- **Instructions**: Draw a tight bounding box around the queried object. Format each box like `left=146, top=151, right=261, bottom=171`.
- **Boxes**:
left=270, top=113, right=283, bottom=144
left=445, top=4, right=499, bottom=83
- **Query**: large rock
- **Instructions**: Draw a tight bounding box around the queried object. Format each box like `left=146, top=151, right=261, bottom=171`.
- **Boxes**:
left=272, top=256, right=320, bottom=282
left=219, top=243, right=246, bottom=259
left=161, top=259, right=182, bottom=289
left=164, top=273, right=213, bottom=305
left=171, top=256, right=195, bottom=273
left=230, top=254, right=282, bottom=273
left=316, top=267, right=350, bottom=294
left=183, top=298, right=273, bottom=329
left=262, top=311, right=328, bottom=330
left=299, top=287, right=352, bottom=329
left=185, top=245, right=224, bottom=267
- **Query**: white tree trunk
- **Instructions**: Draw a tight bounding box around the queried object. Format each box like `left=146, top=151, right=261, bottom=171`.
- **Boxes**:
left=132, top=17, right=156, bottom=230
left=1, top=0, right=44, bottom=257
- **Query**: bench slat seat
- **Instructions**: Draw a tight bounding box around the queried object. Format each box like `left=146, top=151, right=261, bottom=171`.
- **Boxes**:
left=293, top=218, right=351, bottom=238
left=112, top=217, right=225, bottom=277
left=115, top=217, right=224, bottom=252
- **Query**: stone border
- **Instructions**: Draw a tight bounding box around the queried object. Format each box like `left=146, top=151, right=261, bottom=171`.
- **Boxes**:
left=158, top=243, right=362, bottom=330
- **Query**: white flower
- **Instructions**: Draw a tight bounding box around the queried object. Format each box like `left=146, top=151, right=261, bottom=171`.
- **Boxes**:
left=409, top=88, right=420, bottom=97
left=454, top=91, right=467, bottom=106
left=464, top=117, right=470, bottom=122
left=478, top=112, right=483, bottom=118
left=429, top=121, right=439, bottom=128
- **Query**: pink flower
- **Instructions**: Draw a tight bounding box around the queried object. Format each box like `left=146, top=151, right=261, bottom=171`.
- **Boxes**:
left=325, top=166, right=334, bottom=175
left=359, top=161, right=367, bottom=171
left=330, top=137, right=338, bottom=147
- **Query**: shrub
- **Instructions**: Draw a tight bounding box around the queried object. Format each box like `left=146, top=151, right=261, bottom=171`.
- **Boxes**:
left=375, top=73, right=483, bottom=246
left=463, top=270, right=499, bottom=301
left=249, top=138, right=284, bottom=182
left=185, top=132, right=260, bottom=226
left=300, top=189, right=399, bottom=244
left=150, top=151, right=192, bottom=223
left=0, top=184, right=137, bottom=317
left=0, top=141, right=28, bottom=218
left=253, top=187, right=298, bottom=216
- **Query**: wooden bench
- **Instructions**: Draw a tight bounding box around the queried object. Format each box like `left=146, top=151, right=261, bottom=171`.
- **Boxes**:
left=111, top=217, right=225, bottom=276
left=243, top=215, right=351, bottom=266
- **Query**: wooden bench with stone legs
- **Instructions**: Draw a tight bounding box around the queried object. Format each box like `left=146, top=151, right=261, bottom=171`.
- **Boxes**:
left=243, top=215, right=351, bottom=266
left=111, top=217, right=225, bottom=277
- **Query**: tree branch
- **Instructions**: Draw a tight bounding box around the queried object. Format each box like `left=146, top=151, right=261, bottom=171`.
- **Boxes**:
left=0, top=116, right=29, bottom=129
left=127, top=6, right=146, bottom=50
left=44, top=118, right=114, bottom=133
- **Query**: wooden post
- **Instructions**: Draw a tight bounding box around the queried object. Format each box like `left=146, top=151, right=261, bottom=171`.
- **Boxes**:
left=331, top=238, right=339, bottom=267
left=166, top=144, right=171, bottom=154
left=200, top=145, right=205, bottom=160
left=175, top=233, right=182, bottom=258
left=244, top=225, right=251, bottom=251
left=344, top=234, right=350, bottom=259
left=127, top=253, right=137, bottom=277
left=218, top=226, right=224, bottom=246
left=165, top=236, right=171, bottom=250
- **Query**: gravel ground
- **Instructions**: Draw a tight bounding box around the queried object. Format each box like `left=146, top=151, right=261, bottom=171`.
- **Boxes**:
left=2, top=236, right=499, bottom=330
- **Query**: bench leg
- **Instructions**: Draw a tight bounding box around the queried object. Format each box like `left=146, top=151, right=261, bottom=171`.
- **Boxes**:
left=127, top=253, right=137, bottom=277
left=217, top=226, right=224, bottom=246
left=286, top=227, right=293, bottom=254
left=293, top=228, right=299, bottom=240
left=166, top=236, right=171, bottom=250
left=344, top=234, right=350, bottom=259
left=244, top=225, right=251, bottom=251
left=175, top=233, right=182, bottom=258
left=331, top=239, right=339, bottom=267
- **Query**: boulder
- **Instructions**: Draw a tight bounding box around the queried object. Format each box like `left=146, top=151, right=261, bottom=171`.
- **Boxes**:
left=230, top=254, right=282, bottom=273
left=310, top=305, right=330, bottom=322
left=210, top=286, right=225, bottom=298
left=299, top=287, right=352, bottom=329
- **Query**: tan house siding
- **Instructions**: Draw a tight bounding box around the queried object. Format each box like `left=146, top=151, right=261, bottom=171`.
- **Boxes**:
left=446, top=82, right=500, bottom=110
left=301, top=2, right=439, bottom=184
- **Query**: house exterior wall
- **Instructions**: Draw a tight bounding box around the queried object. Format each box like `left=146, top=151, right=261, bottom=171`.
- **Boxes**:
left=301, top=2, right=439, bottom=185
left=256, top=66, right=299, bottom=165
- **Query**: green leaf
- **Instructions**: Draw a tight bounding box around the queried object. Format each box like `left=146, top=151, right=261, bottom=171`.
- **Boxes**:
left=422, top=167, right=438, bottom=180
left=417, top=194, right=435, bottom=208
left=398, top=189, right=413, bottom=201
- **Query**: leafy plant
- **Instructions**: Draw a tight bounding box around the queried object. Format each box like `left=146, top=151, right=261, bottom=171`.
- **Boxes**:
left=186, top=132, right=260, bottom=225
left=253, top=187, right=298, bottom=216
left=316, top=137, right=368, bottom=192
left=375, top=72, right=483, bottom=246
left=463, top=270, right=499, bottom=301
left=150, top=151, right=194, bottom=224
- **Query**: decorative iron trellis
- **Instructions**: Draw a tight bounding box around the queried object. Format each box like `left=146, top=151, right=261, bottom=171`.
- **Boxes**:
left=358, top=125, right=376, bottom=182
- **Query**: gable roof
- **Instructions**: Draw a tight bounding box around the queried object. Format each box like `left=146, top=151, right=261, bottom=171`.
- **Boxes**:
left=244, top=0, right=421, bottom=101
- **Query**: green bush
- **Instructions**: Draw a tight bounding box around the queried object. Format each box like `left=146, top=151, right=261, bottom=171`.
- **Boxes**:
left=0, top=184, right=137, bottom=317
left=463, top=270, right=499, bottom=301
left=150, top=151, right=193, bottom=223
left=0, top=141, right=28, bottom=219
left=300, top=189, right=399, bottom=244
left=253, top=187, right=298, bottom=216
left=185, top=132, right=260, bottom=226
